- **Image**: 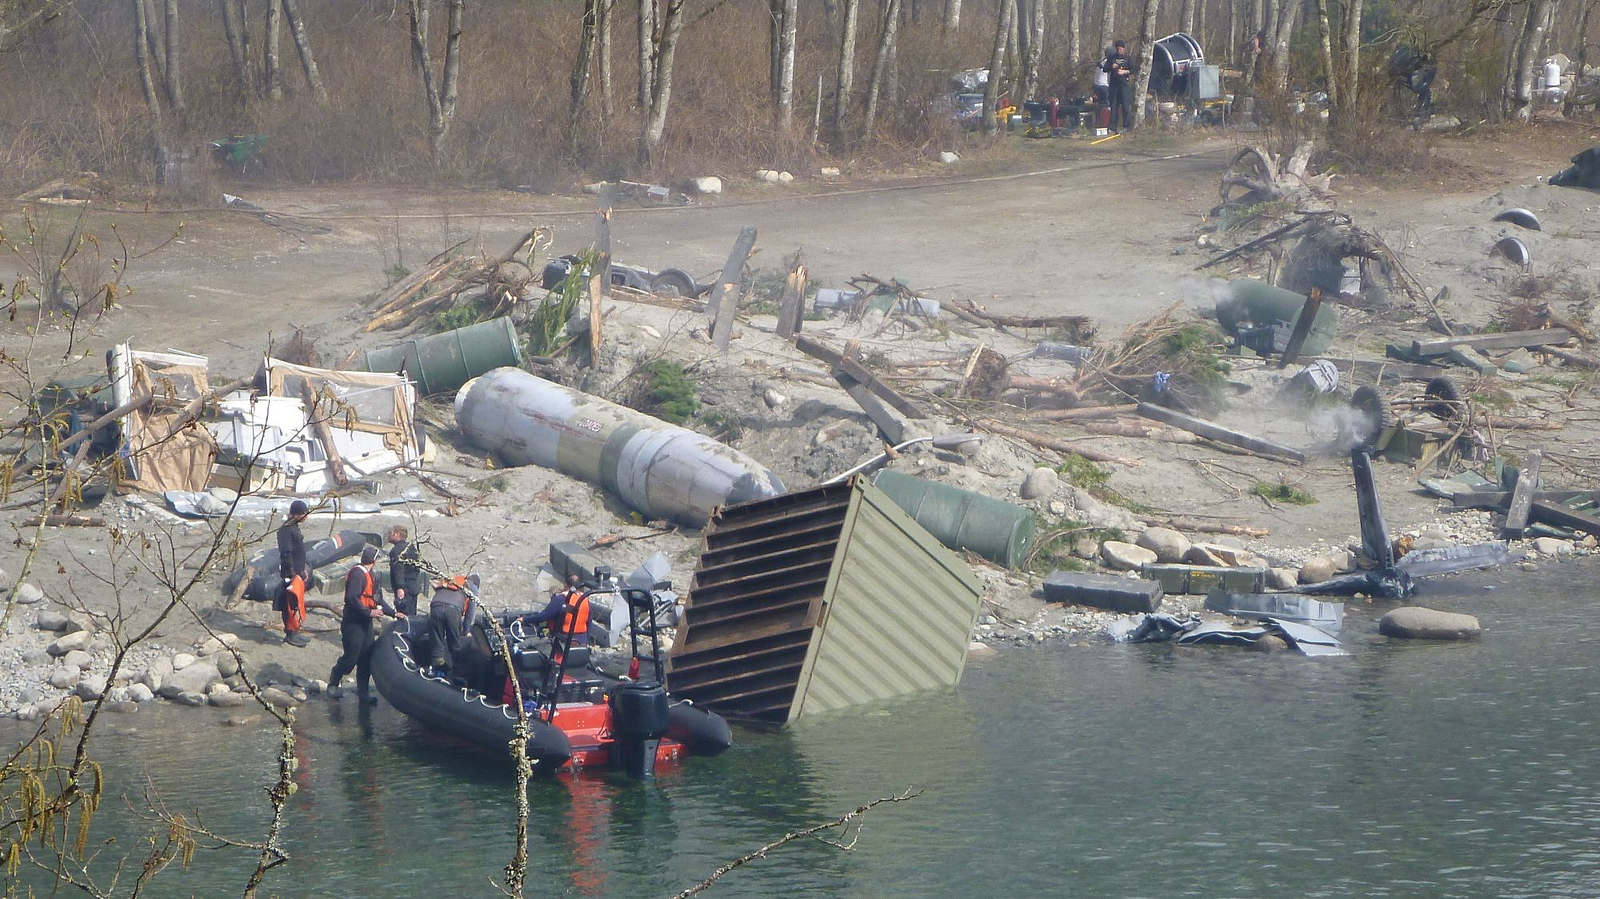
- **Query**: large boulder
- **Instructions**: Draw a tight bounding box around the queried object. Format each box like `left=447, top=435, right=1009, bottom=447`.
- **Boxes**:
left=260, top=687, right=299, bottom=710
left=215, top=652, right=242, bottom=678
left=1379, top=607, right=1482, bottom=641
left=33, top=611, right=72, bottom=632
left=171, top=652, right=197, bottom=671
left=61, top=649, right=93, bottom=671
left=1100, top=541, right=1158, bottom=571
left=126, top=683, right=155, bottom=703
left=1531, top=537, right=1574, bottom=557
left=75, top=676, right=108, bottom=701
left=47, top=630, right=91, bottom=656
left=1299, top=556, right=1339, bottom=584
left=157, top=660, right=220, bottom=699
left=14, top=583, right=44, bottom=605
left=1136, top=527, right=1191, bottom=563
left=143, top=656, right=174, bottom=692
left=1020, top=467, right=1060, bottom=500
left=48, top=666, right=81, bottom=690
left=1267, top=567, right=1300, bottom=590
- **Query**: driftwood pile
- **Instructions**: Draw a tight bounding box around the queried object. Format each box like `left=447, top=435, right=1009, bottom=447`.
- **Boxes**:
left=362, top=229, right=553, bottom=333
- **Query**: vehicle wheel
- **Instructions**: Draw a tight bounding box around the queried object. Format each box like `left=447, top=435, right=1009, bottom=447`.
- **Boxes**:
left=1348, top=385, right=1395, bottom=450
left=1422, top=376, right=1465, bottom=422
left=650, top=268, right=698, bottom=298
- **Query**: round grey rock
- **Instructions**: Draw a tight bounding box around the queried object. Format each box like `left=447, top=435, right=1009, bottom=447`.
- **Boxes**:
left=75, top=676, right=108, bottom=701
left=1100, top=541, right=1157, bottom=571
left=1532, top=537, right=1574, bottom=557
left=62, top=649, right=93, bottom=671
left=1136, top=527, right=1191, bottom=564
left=48, top=666, right=81, bottom=689
left=1379, top=607, right=1482, bottom=641
left=1267, top=567, right=1300, bottom=590
left=171, top=652, right=197, bottom=671
left=47, top=630, right=91, bottom=656
left=33, top=611, right=72, bottom=632
left=126, top=683, right=155, bottom=703
left=260, top=687, right=298, bottom=710
left=1020, top=467, right=1061, bottom=500
left=208, top=691, right=247, bottom=708
left=1299, top=556, right=1338, bottom=584
left=215, top=653, right=241, bottom=678
left=172, top=691, right=208, bottom=707
left=14, top=583, right=44, bottom=605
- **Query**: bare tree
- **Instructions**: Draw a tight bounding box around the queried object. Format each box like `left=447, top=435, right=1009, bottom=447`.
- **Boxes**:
left=163, top=0, right=183, bottom=109
left=834, top=0, right=860, bottom=138
left=641, top=0, right=688, bottom=161
left=637, top=0, right=655, bottom=107
left=220, top=0, right=256, bottom=100
left=1099, top=0, right=1117, bottom=62
left=132, top=0, right=164, bottom=133
left=1509, top=0, right=1557, bottom=119
left=862, top=0, right=901, bottom=137
left=1265, top=0, right=1297, bottom=93
left=1333, top=0, right=1360, bottom=122
left=1130, top=0, right=1159, bottom=125
left=776, top=0, right=798, bottom=128
left=944, top=0, right=960, bottom=36
left=406, top=0, right=465, bottom=161
left=281, top=0, right=329, bottom=104
left=264, top=0, right=283, bottom=99
left=598, top=0, right=614, bottom=118
left=570, top=0, right=599, bottom=128
left=982, top=0, right=1015, bottom=134
left=1022, top=0, right=1045, bottom=100
left=1068, top=0, right=1082, bottom=72
left=1315, top=0, right=1336, bottom=108
left=0, top=0, right=68, bottom=51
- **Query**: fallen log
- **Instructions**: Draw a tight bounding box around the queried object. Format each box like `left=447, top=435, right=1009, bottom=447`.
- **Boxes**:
left=1023, top=404, right=1134, bottom=421
left=1148, top=516, right=1270, bottom=538
left=1074, top=421, right=1199, bottom=442
left=21, top=514, right=105, bottom=528
left=1412, top=329, right=1573, bottom=358
left=835, top=371, right=907, bottom=444
left=837, top=355, right=928, bottom=419
left=973, top=419, right=1133, bottom=465
left=944, top=299, right=1093, bottom=334
left=1135, top=402, right=1307, bottom=463
left=1540, top=345, right=1600, bottom=370
left=1306, top=356, right=1448, bottom=383
left=1479, top=415, right=1561, bottom=431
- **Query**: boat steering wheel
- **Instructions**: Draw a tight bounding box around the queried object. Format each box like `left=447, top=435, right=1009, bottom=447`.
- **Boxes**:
left=509, top=617, right=527, bottom=642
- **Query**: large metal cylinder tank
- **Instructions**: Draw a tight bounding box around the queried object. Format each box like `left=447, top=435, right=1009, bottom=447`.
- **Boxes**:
left=1214, top=280, right=1338, bottom=357
left=455, top=368, right=785, bottom=527
left=871, top=469, right=1035, bottom=569
left=362, top=317, right=523, bottom=396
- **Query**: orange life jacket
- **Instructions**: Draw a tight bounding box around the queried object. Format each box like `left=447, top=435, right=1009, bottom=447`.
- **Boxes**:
left=355, top=566, right=377, bottom=610
left=559, top=590, right=590, bottom=639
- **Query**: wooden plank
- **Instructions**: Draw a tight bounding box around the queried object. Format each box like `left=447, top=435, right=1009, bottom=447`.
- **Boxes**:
left=836, top=355, right=928, bottom=419
left=833, top=371, right=907, bottom=444
left=1529, top=498, right=1600, bottom=538
left=1412, top=328, right=1572, bottom=358
left=1450, top=489, right=1593, bottom=510
left=775, top=262, right=807, bottom=339
left=1306, top=356, right=1447, bottom=383
left=589, top=201, right=612, bottom=363
left=1502, top=448, right=1543, bottom=535
left=1277, top=288, right=1323, bottom=369
left=793, top=334, right=844, bottom=369
left=709, top=226, right=758, bottom=351
left=1135, top=402, right=1307, bottom=463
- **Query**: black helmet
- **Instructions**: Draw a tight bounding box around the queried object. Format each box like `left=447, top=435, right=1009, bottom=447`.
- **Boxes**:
left=289, top=499, right=308, bottom=518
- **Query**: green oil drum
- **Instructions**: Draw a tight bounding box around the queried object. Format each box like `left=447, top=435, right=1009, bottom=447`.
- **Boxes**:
left=871, top=469, right=1035, bottom=569
left=361, top=316, right=523, bottom=396
left=1215, top=280, right=1338, bottom=356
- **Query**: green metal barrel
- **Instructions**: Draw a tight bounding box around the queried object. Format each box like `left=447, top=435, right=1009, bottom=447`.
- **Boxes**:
left=360, top=316, right=523, bottom=396
left=871, top=470, right=1035, bottom=569
left=1215, top=280, right=1339, bottom=356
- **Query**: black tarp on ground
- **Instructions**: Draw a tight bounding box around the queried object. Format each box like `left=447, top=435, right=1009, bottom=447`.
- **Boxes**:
left=1552, top=146, right=1600, bottom=189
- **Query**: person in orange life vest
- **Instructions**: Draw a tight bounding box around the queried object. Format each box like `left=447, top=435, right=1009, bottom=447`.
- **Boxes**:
left=276, top=499, right=311, bottom=647
left=329, top=545, right=400, bottom=703
left=526, top=574, right=591, bottom=646
left=427, top=573, right=479, bottom=674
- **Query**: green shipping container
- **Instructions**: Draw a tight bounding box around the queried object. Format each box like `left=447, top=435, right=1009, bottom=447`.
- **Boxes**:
left=871, top=469, right=1034, bottom=569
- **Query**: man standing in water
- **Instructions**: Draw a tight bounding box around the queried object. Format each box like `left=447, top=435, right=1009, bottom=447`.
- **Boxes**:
left=277, top=500, right=311, bottom=647
left=330, top=545, right=400, bottom=703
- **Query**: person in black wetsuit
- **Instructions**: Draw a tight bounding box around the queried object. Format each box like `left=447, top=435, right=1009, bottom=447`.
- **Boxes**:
left=386, top=525, right=423, bottom=617
left=1103, top=40, right=1135, bottom=132
left=427, top=573, right=479, bottom=676
left=329, top=545, right=399, bottom=703
left=525, top=574, right=592, bottom=647
left=277, top=500, right=311, bottom=647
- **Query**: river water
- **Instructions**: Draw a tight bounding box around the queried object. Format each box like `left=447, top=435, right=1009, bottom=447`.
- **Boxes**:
left=7, top=560, right=1600, bottom=897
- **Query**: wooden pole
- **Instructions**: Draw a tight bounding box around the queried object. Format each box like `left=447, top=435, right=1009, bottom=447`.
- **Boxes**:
left=590, top=201, right=612, bottom=363
left=1136, top=402, right=1307, bottom=462
left=1502, top=447, right=1543, bottom=535
left=1277, top=287, right=1323, bottom=369
left=709, top=226, right=758, bottom=351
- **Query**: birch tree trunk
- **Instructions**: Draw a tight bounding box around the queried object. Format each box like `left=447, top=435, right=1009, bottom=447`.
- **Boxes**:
left=1098, top=0, right=1116, bottom=61
left=1315, top=0, right=1336, bottom=108
left=862, top=0, right=901, bottom=137
left=642, top=0, right=687, bottom=159
left=1267, top=0, right=1296, bottom=93
left=1337, top=0, right=1360, bottom=114
left=142, top=0, right=167, bottom=84
left=834, top=0, right=860, bottom=138
left=637, top=0, right=655, bottom=107
left=281, top=0, right=329, bottom=103
left=132, top=0, right=164, bottom=133
left=1180, top=0, right=1192, bottom=33
left=1024, top=0, right=1045, bottom=99
left=220, top=0, right=254, bottom=100
left=769, top=0, right=783, bottom=98
left=1510, top=0, right=1556, bottom=120
left=264, top=0, right=282, bottom=100
left=1131, top=0, right=1159, bottom=126
left=1068, top=0, right=1081, bottom=71
left=944, top=0, right=960, bottom=36
left=777, top=0, right=797, bottom=128
left=407, top=0, right=463, bottom=161
left=982, top=0, right=1015, bottom=134
left=163, top=0, right=183, bottom=110
left=570, top=0, right=598, bottom=124
left=599, top=0, right=614, bottom=117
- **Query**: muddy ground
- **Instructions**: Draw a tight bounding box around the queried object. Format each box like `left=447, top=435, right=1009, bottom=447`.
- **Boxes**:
left=3, top=125, right=1599, bottom=707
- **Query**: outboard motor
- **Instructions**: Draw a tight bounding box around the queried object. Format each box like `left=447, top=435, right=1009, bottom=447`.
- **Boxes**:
left=610, top=680, right=671, bottom=778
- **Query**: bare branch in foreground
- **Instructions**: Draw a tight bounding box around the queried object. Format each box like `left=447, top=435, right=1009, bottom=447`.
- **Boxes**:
left=670, top=787, right=924, bottom=898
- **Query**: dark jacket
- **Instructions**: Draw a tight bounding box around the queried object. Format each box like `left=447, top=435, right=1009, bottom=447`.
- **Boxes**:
left=1103, top=50, right=1134, bottom=85
left=277, top=522, right=307, bottom=581
left=527, top=590, right=590, bottom=645
left=388, top=540, right=423, bottom=597
left=343, top=565, right=394, bottom=626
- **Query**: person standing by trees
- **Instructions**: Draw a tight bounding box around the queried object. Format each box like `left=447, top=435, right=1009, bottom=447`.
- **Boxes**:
left=1103, top=39, right=1134, bottom=132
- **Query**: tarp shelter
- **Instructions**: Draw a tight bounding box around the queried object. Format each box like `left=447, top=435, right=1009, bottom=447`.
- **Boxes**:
left=109, top=344, right=216, bottom=494
left=258, top=358, right=421, bottom=482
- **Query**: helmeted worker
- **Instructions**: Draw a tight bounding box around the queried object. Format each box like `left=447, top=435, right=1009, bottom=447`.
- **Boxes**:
left=526, top=574, right=591, bottom=647
left=427, top=573, right=480, bottom=675
left=276, top=500, right=311, bottom=647
left=329, top=545, right=399, bottom=703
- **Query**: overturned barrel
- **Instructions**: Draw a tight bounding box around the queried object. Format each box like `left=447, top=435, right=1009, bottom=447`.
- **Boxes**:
left=455, top=368, right=785, bottom=527
left=361, top=316, right=523, bottom=396
left=1214, top=280, right=1339, bottom=357
left=871, top=469, right=1034, bottom=568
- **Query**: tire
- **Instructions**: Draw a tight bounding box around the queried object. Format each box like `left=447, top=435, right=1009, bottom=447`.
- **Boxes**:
left=1422, top=376, right=1464, bottom=422
left=1349, top=386, right=1395, bottom=450
left=650, top=268, right=699, bottom=298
